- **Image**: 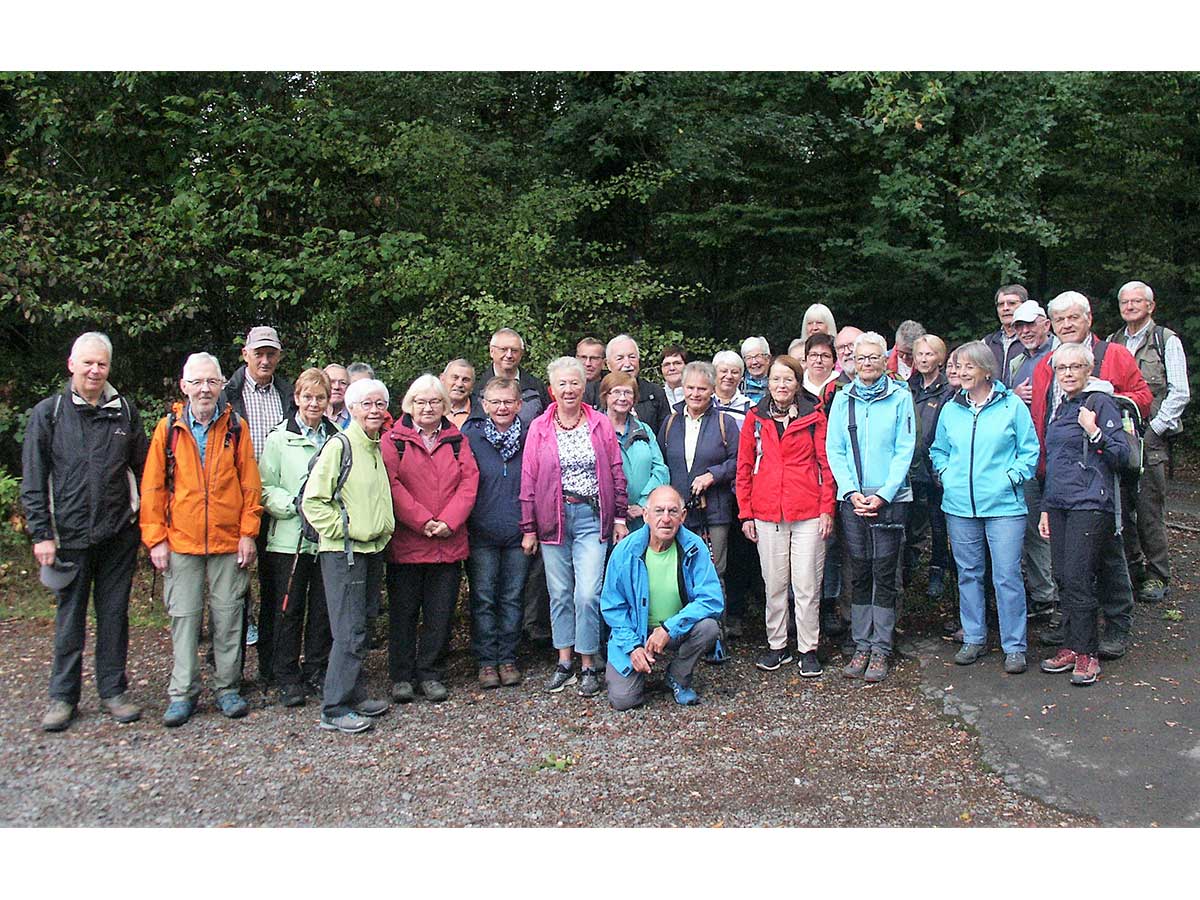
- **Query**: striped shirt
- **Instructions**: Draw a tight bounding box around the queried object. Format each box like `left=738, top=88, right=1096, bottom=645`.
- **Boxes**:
left=241, top=378, right=284, bottom=460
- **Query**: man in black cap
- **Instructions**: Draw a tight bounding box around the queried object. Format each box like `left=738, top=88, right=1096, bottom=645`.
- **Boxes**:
left=22, top=332, right=149, bottom=731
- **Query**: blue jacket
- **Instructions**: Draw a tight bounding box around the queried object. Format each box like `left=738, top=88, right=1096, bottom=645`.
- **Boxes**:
left=658, top=402, right=741, bottom=528
left=1041, top=383, right=1129, bottom=514
left=461, top=413, right=526, bottom=547
left=825, top=376, right=916, bottom=503
left=601, top=524, right=725, bottom=678
left=615, top=417, right=669, bottom=521
left=928, top=382, right=1041, bottom=519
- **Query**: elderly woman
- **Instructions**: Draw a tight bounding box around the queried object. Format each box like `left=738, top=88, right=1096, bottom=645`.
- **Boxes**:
left=906, top=334, right=953, bottom=597
left=258, top=368, right=341, bottom=707
left=712, top=350, right=755, bottom=424
left=460, top=377, right=528, bottom=689
left=825, top=332, right=916, bottom=683
left=738, top=337, right=771, bottom=403
left=802, top=303, right=838, bottom=337
left=521, top=357, right=628, bottom=698
left=929, top=341, right=1040, bottom=674
left=1037, top=343, right=1129, bottom=686
left=603, top=371, right=668, bottom=531
left=659, top=362, right=741, bottom=619
left=736, top=355, right=834, bottom=676
left=302, top=378, right=395, bottom=734
left=382, top=374, right=480, bottom=704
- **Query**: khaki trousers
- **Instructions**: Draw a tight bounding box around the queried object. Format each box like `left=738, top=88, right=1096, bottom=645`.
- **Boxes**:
left=754, top=518, right=825, bottom=652
left=164, top=552, right=248, bottom=701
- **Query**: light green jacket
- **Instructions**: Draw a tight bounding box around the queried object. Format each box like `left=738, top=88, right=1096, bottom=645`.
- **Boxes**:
left=301, top=420, right=395, bottom=555
left=258, top=417, right=339, bottom=555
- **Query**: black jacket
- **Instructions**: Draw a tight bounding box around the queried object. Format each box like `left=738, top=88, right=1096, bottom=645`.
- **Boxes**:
left=471, top=367, right=549, bottom=429
left=584, top=376, right=671, bottom=440
left=908, top=371, right=954, bottom=482
left=21, top=385, right=149, bottom=549
left=221, top=364, right=296, bottom=427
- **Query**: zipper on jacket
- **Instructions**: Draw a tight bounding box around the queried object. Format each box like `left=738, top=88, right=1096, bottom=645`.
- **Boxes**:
left=968, top=411, right=980, bottom=518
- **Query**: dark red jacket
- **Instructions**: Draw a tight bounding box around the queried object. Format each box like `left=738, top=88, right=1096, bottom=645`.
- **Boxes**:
left=381, top=414, right=479, bottom=564
left=1030, top=334, right=1151, bottom=476
left=735, top=395, right=835, bottom=523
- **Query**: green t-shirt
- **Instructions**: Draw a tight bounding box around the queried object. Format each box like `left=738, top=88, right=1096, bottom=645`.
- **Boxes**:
left=646, top=541, right=683, bottom=631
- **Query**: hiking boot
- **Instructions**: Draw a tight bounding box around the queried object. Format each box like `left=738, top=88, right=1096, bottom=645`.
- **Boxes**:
left=665, top=672, right=699, bottom=705
left=1040, top=647, right=1077, bottom=673
left=419, top=680, right=448, bottom=703
left=102, top=693, right=142, bottom=724
left=1070, top=653, right=1100, bottom=686
left=820, top=610, right=846, bottom=638
left=1039, top=615, right=1066, bottom=647
left=478, top=666, right=501, bottom=689
left=798, top=650, right=823, bottom=678
left=42, top=700, right=76, bottom=732
left=843, top=650, right=870, bottom=679
left=864, top=652, right=890, bottom=683
left=1137, top=579, right=1167, bottom=604
left=577, top=668, right=601, bottom=698
left=755, top=647, right=794, bottom=672
left=724, top=615, right=744, bottom=639
left=162, top=698, right=196, bottom=728
left=352, top=698, right=390, bottom=717
left=245, top=622, right=259, bottom=647
left=215, top=691, right=249, bottom=719
left=1097, top=628, right=1130, bottom=660
left=545, top=664, right=577, bottom=693
left=390, top=681, right=415, bottom=704
left=954, top=643, right=988, bottom=666
left=320, top=711, right=372, bottom=734
left=1004, top=652, right=1028, bottom=674
left=1027, top=602, right=1054, bottom=622
left=926, top=566, right=945, bottom=598
left=498, top=664, right=522, bottom=687
left=279, top=684, right=306, bottom=708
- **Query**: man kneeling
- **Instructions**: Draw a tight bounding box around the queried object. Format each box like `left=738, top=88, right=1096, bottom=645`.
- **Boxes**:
left=601, top=485, right=723, bottom=709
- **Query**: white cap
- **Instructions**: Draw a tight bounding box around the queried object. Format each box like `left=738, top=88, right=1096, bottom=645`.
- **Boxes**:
left=1012, top=300, right=1047, bottom=324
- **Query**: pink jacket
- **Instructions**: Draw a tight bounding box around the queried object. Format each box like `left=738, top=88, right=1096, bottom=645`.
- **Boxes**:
left=519, top=403, right=628, bottom=545
left=381, top=415, right=479, bottom=564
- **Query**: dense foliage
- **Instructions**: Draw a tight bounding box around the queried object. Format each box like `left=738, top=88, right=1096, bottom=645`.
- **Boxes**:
left=3, top=71, right=1198, bottom=469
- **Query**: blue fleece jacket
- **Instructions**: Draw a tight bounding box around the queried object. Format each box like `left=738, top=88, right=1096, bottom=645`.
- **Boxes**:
left=825, top=376, right=916, bottom=503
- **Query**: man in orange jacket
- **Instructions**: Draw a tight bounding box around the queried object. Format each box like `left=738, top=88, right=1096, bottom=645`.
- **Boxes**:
left=140, top=352, right=263, bottom=727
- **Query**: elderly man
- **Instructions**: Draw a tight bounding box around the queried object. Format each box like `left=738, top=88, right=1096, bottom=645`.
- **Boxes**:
left=583, top=334, right=672, bottom=436
left=887, top=320, right=926, bottom=380
left=984, top=284, right=1029, bottom=385
left=1108, top=280, right=1190, bottom=603
left=576, top=337, right=607, bottom=386
left=471, top=327, right=548, bottom=428
left=440, top=358, right=478, bottom=428
left=835, top=326, right=863, bottom=376
left=23, top=332, right=149, bottom=732
left=1009, top=300, right=1057, bottom=402
left=601, top=485, right=723, bottom=709
left=324, top=363, right=351, bottom=429
left=659, top=344, right=687, bottom=406
left=142, top=353, right=262, bottom=726
left=739, top=336, right=771, bottom=403
left=1031, top=291, right=1152, bottom=659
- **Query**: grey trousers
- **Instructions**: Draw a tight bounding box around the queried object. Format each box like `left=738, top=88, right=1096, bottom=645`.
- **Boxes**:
left=1121, top=456, right=1170, bottom=585
left=165, top=552, right=248, bottom=701
left=321, top=550, right=385, bottom=717
left=606, top=618, right=720, bottom=711
left=1022, top=479, right=1056, bottom=612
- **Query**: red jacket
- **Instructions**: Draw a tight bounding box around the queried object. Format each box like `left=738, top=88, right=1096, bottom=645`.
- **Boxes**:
left=735, top=395, right=835, bottom=523
left=1030, top=334, right=1151, bottom=476
left=381, top=415, right=479, bottom=565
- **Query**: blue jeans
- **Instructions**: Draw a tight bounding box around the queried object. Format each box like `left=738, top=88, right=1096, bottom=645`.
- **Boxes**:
left=542, top=501, right=606, bottom=655
left=466, top=543, right=530, bottom=666
left=946, top=514, right=1028, bottom=653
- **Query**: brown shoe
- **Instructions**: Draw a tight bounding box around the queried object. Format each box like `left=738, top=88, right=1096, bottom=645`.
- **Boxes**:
left=842, top=650, right=870, bottom=679
left=42, top=700, right=76, bottom=732
left=864, top=652, right=890, bottom=683
left=478, top=666, right=501, bottom=689
left=102, top=693, right=142, bottom=724
left=498, top=663, right=522, bottom=687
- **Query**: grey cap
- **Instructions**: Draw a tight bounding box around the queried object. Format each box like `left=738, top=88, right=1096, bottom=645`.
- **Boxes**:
left=40, top=559, right=79, bottom=592
left=245, top=326, right=282, bottom=350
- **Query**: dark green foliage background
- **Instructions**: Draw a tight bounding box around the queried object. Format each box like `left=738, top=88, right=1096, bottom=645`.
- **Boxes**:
left=2, top=71, right=1198, bottom=471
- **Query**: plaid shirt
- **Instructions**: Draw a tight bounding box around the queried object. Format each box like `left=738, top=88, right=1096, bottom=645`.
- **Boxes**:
left=241, top=378, right=284, bottom=460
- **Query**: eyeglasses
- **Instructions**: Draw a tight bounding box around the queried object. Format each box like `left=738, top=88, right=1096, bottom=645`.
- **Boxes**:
left=483, top=397, right=517, bottom=407
left=607, top=389, right=635, bottom=399
left=577, top=354, right=603, bottom=363
left=185, top=378, right=225, bottom=388
left=1118, top=296, right=1150, bottom=307
left=743, top=352, right=768, bottom=362
left=1053, top=363, right=1089, bottom=374
left=855, top=354, right=884, bottom=364
left=806, top=352, right=834, bottom=362
left=490, top=345, right=521, bottom=357
left=412, top=398, right=443, bottom=408
left=356, top=399, right=388, bottom=410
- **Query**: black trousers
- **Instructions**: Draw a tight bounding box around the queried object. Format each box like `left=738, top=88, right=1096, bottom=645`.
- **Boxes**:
left=386, top=562, right=460, bottom=683
left=265, top=551, right=331, bottom=687
left=1048, top=508, right=1110, bottom=656
left=49, top=525, right=139, bottom=704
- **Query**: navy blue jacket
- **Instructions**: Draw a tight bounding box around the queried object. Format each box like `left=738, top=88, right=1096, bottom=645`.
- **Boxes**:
left=657, top=402, right=741, bottom=529
left=1041, top=388, right=1129, bottom=514
left=461, top=414, right=526, bottom=547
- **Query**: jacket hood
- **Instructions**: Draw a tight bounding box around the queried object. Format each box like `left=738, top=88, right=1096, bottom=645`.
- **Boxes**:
left=1082, top=377, right=1116, bottom=397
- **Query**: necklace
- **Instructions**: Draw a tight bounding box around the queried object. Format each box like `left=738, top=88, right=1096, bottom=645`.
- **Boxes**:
left=555, top=406, right=584, bottom=431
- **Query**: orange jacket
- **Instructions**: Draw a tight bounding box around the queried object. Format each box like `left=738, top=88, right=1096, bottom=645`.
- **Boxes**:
left=139, top=401, right=262, bottom=555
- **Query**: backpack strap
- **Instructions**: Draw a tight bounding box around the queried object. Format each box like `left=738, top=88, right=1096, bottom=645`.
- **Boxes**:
left=1091, top=338, right=1109, bottom=377
left=846, top=393, right=865, bottom=491
left=329, top=432, right=354, bottom=565
left=717, top=410, right=727, bottom=447
left=663, top=411, right=678, bottom=445
left=164, top=411, right=179, bottom=526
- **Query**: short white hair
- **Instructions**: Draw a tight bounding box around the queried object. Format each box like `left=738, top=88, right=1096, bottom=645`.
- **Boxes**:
left=712, top=350, right=745, bottom=374
left=1051, top=342, right=1095, bottom=370
left=801, top=304, right=837, bottom=335
left=547, top=356, right=587, bottom=384
left=399, top=374, right=446, bottom=414
left=491, top=327, right=526, bottom=351
left=1118, top=280, right=1154, bottom=304
left=182, top=352, right=223, bottom=380
left=739, top=336, right=770, bottom=358
left=1047, top=291, right=1092, bottom=318
left=682, top=361, right=716, bottom=387
left=345, top=378, right=390, bottom=409
left=70, top=331, right=113, bottom=362
left=605, top=333, right=639, bottom=359
left=854, top=331, right=888, bottom=357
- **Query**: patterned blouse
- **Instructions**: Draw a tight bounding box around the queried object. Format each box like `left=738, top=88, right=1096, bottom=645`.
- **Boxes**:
left=556, top=424, right=599, bottom=497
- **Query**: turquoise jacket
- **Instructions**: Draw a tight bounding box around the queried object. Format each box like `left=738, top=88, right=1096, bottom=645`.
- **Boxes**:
left=601, top=524, right=724, bottom=678
left=929, top=382, right=1040, bottom=519
left=615, top=416, right=669, bottom=522
left=825, top=376, right=916, bottom=503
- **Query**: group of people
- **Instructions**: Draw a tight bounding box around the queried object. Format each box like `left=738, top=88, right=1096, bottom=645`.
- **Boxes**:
left=22, top=278, right=1189, bottom=735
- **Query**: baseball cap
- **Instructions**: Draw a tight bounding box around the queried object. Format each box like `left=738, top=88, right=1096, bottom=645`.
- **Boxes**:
left=40, top=559, right=79, bottom=592
left=1011, top=300, right=1047, bottom=324
left=245, top=326, right=282, bottom=350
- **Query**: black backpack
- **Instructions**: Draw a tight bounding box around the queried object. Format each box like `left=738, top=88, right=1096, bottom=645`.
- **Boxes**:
left=295, top=432, right=354, bottom=564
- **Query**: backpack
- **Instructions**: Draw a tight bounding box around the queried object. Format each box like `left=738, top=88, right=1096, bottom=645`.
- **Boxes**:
left=1083, top=392, right=1144, bottom=476
left=662, top=408, right=728, bottom=449
left=295, top=431, right=354, bottom=564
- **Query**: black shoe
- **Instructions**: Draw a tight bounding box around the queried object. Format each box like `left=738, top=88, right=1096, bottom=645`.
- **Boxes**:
left=279, top=684, right=305, bottom=708
left=755, top=647, right=794, bottom=671
left=820, top=610, right=846, bottom=638
left=926, top=567, right=945, bottom=598
left=1097, top=629, right=1130, bottom=660
left=1039, top=611, right=1065, bottom=647
left=798, top=651, right=823, bottom=678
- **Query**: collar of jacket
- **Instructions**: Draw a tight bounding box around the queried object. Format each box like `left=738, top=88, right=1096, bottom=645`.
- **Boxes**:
left=752, top=391, right=821, bottom=422
left=176, top=395, right=231, bottom=427
left=626, top=519, right=705, bottom=562
left=282, top=414, right=339, bottom=439
left=909, top=371, right=950, bottom=400
left=392, top=413, right=464, bottom=447
left=226, top=364, right=289, bottom=399
left=848, top=375, right=906, bottom=403
left=951, top=380, right=1012, bottom=410
left=544, top=401, right=604, bottom=433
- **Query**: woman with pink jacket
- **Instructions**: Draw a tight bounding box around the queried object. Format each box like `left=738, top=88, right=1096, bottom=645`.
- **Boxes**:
left=382, top=374, right=479, bottom=704
left=520, top=357, right=628, bottom=699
